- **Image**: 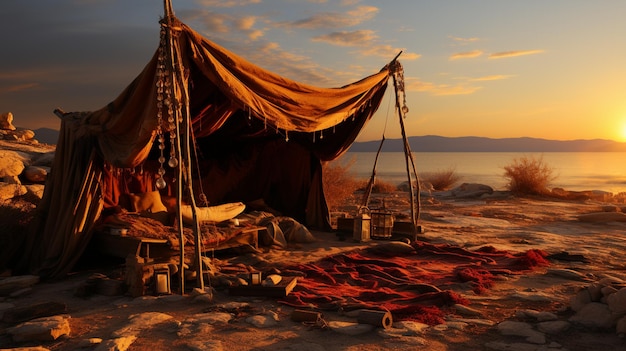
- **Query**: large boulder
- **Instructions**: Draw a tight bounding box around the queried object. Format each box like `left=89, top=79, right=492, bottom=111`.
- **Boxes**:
left=0, top=150, right=29, bottom=178
left=0, top=112, right=16, bottom=130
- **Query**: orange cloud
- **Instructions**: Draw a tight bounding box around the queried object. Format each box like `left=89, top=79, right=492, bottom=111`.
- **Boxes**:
left=449, top=50, right=483, bottom=60
left=471, top=74, right=514, bottom=81
left=404, top=78, right=480, bottom=96
left=312, top=30, right=378, bottom=46
left=489, top=49, right=544, bottom=59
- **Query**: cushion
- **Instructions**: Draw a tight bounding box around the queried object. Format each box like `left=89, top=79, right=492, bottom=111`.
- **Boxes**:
left=128, top=190, right=168, bottom=214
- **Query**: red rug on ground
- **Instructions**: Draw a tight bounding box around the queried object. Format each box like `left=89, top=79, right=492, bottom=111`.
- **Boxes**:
left=279, top=241, right=549, bottom=325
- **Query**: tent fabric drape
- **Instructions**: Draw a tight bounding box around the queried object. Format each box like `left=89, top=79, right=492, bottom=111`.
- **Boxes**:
left=18, top=16, right=392, bottom=278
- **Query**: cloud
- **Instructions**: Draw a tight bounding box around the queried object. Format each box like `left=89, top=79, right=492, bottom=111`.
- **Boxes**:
left=194, top=0, right=261, bottom=8
left=489, top=49, right=544, bottom=59
left=471, top=74, right=514, bottom=81
left=0, top=83, right=40, bottom=94
left=449, top=36, right=480, bottom=43
left=449, top=50, right=483, bottom=60
left=280, top=5, right=378, bottom=29
left=181, top=10, right=265, bottom=41
left=404, top=77, right=481, bottom=96
left=312, top=30, right=378, bottom=46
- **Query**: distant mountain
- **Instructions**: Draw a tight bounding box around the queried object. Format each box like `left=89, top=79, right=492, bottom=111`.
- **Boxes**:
left=349, top=135, right=626, bottom=152
left=33, top=128, right=59, bottom=145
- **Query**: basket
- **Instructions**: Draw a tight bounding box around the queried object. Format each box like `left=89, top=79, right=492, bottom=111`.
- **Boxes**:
left=371, top=211, right=394, bottom=239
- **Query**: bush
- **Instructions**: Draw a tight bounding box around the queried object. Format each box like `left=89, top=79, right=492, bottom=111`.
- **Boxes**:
left=357, top=179, right=398, bottom=193
left=503, top=155, right=556, bottom=195
left=322, top=159, right=359, bottom=211
left=421, top=167, right=461, bottom=190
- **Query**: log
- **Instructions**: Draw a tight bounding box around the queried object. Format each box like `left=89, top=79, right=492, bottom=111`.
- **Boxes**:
left=357, top=309, right=393, bottom=329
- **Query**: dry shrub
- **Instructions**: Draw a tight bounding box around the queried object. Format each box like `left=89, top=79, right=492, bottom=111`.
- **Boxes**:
left=503, top=155, right=556, bottom=195
left=421, top=167, right=462, bottom=190
left=357, top=179, right=398, bottom=193
left=322, top=159, right=359, bottom=211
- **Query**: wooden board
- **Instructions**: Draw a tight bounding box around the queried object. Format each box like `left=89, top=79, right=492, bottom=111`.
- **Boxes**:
left=228, top=277, right=298, bottom=297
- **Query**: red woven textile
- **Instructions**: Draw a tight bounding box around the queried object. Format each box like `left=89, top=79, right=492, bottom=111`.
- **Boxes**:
left=280, top=241, right=549, bottom=325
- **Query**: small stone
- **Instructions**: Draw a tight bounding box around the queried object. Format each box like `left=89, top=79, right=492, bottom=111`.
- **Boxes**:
left=569, top=302, right=615, bottom=329
left=246, top=314, right=278, bottom=328
left=0, top=112, right=16, bottom=130
left=607, top=288, right=626, bottom=315
left=94, top=336, right=137, bottom=351
left=327, top=320, right=375, bottom=335
left=537, top=320, right=570, bottom=334
left=7, top=315, right=71, bottom=342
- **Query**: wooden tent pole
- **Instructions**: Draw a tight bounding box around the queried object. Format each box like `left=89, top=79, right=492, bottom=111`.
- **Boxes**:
left=162, top=0, right=187, bottom=294
left=390, top=59, right=420, bottom=240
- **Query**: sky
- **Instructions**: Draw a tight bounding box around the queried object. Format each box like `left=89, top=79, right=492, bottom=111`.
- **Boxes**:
left=2, top=0, right=626, bottom=142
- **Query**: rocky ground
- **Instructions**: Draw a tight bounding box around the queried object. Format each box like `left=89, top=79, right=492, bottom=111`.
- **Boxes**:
left=1, top=112, right=626, bottom=350
left=2, top=190, right=626, bottom=351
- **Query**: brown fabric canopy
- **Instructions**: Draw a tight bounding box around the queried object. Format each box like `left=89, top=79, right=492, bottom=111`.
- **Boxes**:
left=17, top=18, right=393, bottom=278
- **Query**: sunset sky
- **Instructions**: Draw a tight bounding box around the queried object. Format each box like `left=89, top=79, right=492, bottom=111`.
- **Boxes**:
left=2, top=0, right=626, bottom=142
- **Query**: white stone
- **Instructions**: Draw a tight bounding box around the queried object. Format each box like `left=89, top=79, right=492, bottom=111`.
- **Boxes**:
left=569, top=302, right=615, bottom=329
left=453, top=303, right=483, bottom=317
left=32, top=151, right=56, bottom=167
left=25, top=184, right=45, bottom=199
left=451, top=183, right=493, bottom=198
left=327, top=320, right=375, bottom=335
left=546, top=268, right=588, bottom=281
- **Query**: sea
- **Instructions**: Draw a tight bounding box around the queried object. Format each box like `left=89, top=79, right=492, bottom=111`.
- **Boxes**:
left=337, top=152, right=626, bottom=194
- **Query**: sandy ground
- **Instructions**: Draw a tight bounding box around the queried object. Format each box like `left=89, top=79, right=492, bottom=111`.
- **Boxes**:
left=2, top=191, right=626, bottom=350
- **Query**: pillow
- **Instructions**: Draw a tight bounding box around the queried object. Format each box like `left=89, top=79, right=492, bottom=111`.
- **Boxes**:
left=128, top=190, right=168, bottom=214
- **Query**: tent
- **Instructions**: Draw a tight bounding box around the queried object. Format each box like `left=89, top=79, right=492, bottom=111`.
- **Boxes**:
left=16, top=3, right=412, bottom=279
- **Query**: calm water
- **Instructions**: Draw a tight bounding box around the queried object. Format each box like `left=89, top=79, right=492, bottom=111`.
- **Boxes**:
left=337, top=152, right=626, bottom=194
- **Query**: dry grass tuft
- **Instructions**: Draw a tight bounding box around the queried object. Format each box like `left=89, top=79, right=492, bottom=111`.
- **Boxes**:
left=322, top=159, right=360, bottom=211
left=421, top=167, right=462, bottom=190
left=503, top=155, right=556, bottom=195
left=358, top=179, right=398, bottom=194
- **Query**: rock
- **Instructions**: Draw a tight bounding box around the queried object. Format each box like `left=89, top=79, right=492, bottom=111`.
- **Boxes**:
left=571, top=288, right=593, bottom=312
left=451, top=183, right=493, bottom=198
left=569, top=302, right=615, bottom=329
left=537, top=320, right=570, bottom=334
left=497, top=321, right=545, bottom=344
left=112, top=312, right=174, bottom=337
left=11, top=129, right=36, bottom=141
left=0, top=275, right=40, bottom=296
left=453, top=303, right=484, bottom=317
left=1, top=112, right=16, bottom=130
left=0, top=182, right=27, bottom=201
left=617, top=315, right=626, bottom=335
left=184, top=312, right=232, bottom=325
left=94, top=336, right=137, bottom=351
left=77, top=338, right=103, bottom=347
left=578, top=212, right=626, bottom=223
left=23, top=165, right=49, bottom=183
left=25, top=184, right=45, bottom=199
left=327, top=320, right=375, bottom=335
left=32, top=151, right=55, bottom=167
left=186, top=339, right=224, bottom=351
left=245, top=313, right=278, bottom=328
left=0, top=150, right=29, bottom=178
left=2, top=301, right=67, bottom=324
left=607, top=288, right=626, bottom=315
left=393, top=320, right=430, bottom=335
left=7, top=315, right=71, bottom=342
left=546, top=268, right=588, bottom=281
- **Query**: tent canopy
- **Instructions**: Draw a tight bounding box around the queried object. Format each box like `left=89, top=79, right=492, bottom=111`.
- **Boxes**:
left=18, top=16, right=397, bottom=278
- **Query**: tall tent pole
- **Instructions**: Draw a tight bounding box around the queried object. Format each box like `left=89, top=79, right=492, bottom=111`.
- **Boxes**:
left=163, top=0, right=205, bottom=293
left=390, top=58, right=420, bottom=240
